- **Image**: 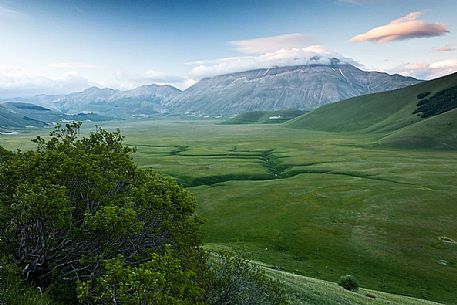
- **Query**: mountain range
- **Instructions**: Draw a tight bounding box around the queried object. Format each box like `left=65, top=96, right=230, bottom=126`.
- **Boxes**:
left=4, top=84, right=181, bottom=118
left=0, top=61, right=421, bottom=129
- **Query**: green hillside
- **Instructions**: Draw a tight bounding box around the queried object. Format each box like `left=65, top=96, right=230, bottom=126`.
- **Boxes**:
left=223, top=109, right=305, bottom=124
left=265, top=267, right=443, bottom=305
left=380, top=107, right=457, bottom=149
left=287, top=73, right=457, bottom=148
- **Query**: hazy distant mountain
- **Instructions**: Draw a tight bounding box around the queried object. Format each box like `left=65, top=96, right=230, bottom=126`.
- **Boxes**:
left=5, top=84, right=181, bottom=118
left=168, top=61, right=421, bottom=116
left=0, top=101, right=112, bottom=131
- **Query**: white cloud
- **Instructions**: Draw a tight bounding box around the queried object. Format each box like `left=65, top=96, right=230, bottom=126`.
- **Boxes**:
left=0, top=69, right=91, bottom=98
left=351, top=11, right=449, bottom=43
left=390, top=58, right=457, bottom=80
left=187, top=45, right=360, bottom=79
left=50, top=62, right=105, bottom=69
left=229, top=33, right=313, bottom=54
left=434, top=45, right=455, bottom=52
left=0, top=5, right=25, bottom=18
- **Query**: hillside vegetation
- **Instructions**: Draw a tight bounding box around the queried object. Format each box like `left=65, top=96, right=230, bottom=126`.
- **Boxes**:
left=287, top=72, right=457, bottom=149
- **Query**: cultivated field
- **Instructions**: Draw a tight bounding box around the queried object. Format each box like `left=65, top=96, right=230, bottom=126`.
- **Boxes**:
left=1, top=119, right=456, bottom=304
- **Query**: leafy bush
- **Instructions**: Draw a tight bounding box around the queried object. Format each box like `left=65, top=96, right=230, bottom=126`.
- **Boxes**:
left=0, top=123, right=205, bottom=304
left=205, top=251, right=288, bottom=305
left=338, top=275, right=360, bottom=291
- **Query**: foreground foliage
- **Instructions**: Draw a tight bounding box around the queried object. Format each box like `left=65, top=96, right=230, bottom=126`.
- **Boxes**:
left=0, top=123, right=205, bottom=304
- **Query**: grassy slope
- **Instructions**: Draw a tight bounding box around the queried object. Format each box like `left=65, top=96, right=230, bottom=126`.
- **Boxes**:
left=380, top=108, right=457, bottom=149
left=265, top=267, right=443, bottom=305
left=223, top=109, right=305, bottom=124
left=287, top=73, right=457, bottom=148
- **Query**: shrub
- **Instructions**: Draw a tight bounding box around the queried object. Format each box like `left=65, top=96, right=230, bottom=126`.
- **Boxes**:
left=338, top=275, right=360, bottom=291
left=205, top=251, right=288, bottom=305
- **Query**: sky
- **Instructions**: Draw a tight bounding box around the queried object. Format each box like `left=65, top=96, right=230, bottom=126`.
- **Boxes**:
left=0, top=0, right=456, bottom=97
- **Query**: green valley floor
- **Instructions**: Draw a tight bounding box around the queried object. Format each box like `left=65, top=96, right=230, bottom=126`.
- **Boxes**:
left=1, top=119, right=456, bottom=304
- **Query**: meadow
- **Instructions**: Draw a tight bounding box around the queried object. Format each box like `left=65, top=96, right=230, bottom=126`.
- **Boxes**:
left=1, top=119, right=456, bottom=304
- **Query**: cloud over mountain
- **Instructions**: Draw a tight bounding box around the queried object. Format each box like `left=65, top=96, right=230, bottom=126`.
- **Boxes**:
left=351, top=11, right=449, bottom=43
left=188, top=43, right=359, bottom=79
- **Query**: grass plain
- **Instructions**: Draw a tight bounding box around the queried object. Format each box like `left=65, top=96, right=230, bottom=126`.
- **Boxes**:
left=1, top=119, right=456, bottom=304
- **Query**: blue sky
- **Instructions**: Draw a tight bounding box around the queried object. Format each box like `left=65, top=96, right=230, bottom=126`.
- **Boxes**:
left=0, top=0, right=456, bottom=97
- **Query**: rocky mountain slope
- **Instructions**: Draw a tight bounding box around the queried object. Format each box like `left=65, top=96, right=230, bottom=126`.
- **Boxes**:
left=167, top=61, right=420, bottom=116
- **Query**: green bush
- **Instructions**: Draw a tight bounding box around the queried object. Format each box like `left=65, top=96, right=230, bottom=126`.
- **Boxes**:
left=205, top=251, right=288, bottom=305
left=338, top=275, right=360, bottom=291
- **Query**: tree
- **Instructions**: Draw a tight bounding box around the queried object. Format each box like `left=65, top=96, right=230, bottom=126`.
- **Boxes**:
left=0, top=123, right=205, bottom=304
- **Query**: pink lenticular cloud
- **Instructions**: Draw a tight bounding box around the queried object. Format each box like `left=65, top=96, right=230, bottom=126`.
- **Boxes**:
left=351, top=11, right=449, bottom=43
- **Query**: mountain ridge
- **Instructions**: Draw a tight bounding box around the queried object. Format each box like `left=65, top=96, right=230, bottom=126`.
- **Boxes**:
left=167, top=63, right=420, bottom=116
